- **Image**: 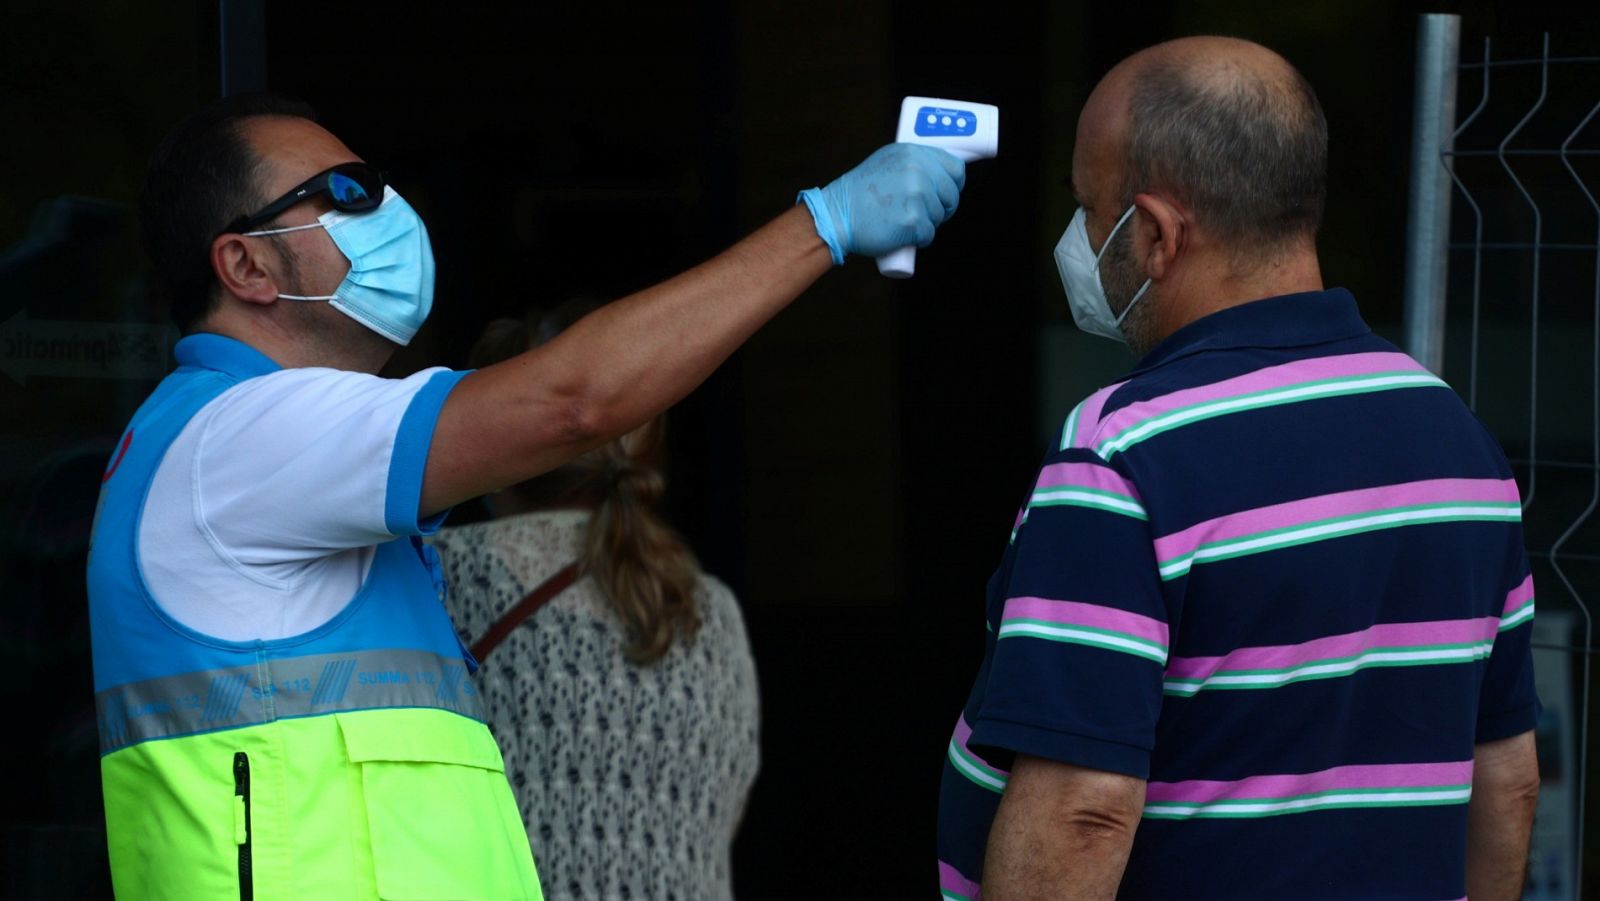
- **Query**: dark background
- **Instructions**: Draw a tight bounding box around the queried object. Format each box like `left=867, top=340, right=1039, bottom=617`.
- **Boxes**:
left=3, top=0, right=1599, bottom=896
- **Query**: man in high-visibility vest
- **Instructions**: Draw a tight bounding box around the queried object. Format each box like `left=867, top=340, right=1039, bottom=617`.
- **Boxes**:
left=89, top=92, right=967, bottom=899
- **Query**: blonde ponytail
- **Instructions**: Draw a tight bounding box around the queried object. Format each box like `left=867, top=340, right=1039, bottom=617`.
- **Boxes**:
left=582, top=427, right=702, bottom=663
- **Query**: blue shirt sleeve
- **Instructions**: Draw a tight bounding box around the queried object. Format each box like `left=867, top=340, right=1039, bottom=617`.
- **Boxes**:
left=384, top=368, right=471, bottom=536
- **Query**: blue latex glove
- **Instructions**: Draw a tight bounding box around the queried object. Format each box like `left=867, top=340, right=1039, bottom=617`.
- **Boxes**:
left=798, top=144, right=967, bottom=265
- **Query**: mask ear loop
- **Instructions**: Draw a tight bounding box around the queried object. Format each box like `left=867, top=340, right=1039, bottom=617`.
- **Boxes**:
left=1092, top=204, right=1142, bottom=267
left=238, top=221, right=339, bottom=300
left=1113, top=279, right=1153, bottom=327
left=1096, top=204, right=1153, bottom=327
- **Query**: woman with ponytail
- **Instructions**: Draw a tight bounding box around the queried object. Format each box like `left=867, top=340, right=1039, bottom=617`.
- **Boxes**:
left=432, top=301, right=760, bottom=900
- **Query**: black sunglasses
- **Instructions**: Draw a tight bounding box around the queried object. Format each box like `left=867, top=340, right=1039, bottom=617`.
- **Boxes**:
left=224, top=162, right=386, bottom=235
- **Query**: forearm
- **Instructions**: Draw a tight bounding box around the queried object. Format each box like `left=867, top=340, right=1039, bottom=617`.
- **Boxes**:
left=1465, top=730, right=1539, bottom=900
left=538, top=204, right=831, bottom=436
left=423, top=205, right=830, bottom=513
left=984, top=755, right=1143, bottom=900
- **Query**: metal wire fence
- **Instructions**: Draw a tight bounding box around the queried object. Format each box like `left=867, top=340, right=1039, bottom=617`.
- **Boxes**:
left=1409, top=15, right=1599, bottom=899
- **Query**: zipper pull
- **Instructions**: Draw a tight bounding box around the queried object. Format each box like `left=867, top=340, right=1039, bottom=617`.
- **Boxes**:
left=233, top=751, right=251, bottom=847
left=233, top=751, right=254, bottom=901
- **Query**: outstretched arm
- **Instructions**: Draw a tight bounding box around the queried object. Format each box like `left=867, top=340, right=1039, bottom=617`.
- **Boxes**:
left=421, top=144, right=964, bottom=517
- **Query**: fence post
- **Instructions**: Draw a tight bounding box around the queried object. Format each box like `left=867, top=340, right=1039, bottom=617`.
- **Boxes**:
left=1403, top=14, right=1461, bottom=374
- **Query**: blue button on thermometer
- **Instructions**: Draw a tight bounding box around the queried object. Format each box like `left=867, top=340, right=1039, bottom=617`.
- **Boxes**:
left=913, top=107, right=978, bottom=138
left=879, top=95, right=999, bottom=279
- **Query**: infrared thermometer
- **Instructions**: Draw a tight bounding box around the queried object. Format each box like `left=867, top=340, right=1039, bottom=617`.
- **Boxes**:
left=877, top=96, right=999, bottom=278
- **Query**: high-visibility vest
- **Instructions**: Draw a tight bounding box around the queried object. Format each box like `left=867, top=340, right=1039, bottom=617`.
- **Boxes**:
left=87, top=334, right=542, bottom=900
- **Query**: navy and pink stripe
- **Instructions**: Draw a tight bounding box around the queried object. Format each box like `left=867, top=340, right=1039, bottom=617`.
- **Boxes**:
left=947, top=714, right=1009, bottom=793
left=1143, top=760, right=1473, bottom=819
left=1059, top=380, right=1127, bottom=451
left=1500, top=574, right=1535, bottom=631
left=1153, top=478, right=1521, bottom=580
left=938, top=860, right=982, bottom=900
left=998, top=596, right=1169, bottom=664
left=1163, top=617, right=1499, bottom=696
left=1087, top=352, right=1445, bottom=458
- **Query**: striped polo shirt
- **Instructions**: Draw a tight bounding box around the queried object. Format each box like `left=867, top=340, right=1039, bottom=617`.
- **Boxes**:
left=936, top=289, right=1538, bottom=900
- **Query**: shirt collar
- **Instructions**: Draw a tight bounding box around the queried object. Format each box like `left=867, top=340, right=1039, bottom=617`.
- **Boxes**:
left=1129, top=288, right=1371, bottom=375
left=173, top=333, right=282, bottom=379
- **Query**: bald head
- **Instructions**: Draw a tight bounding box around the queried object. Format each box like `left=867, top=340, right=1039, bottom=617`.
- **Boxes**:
left=1077, top=36, right=1328, bottom=262
left=1107, top=36, right=1301, bottom=96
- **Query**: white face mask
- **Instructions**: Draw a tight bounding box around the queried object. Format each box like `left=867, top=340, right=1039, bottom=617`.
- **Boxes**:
left=1052, top=205, right=1151, bottom=344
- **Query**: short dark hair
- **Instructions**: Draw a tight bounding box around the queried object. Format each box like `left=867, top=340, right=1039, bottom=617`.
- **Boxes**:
left=138, top=93, right=318, bottom=332
left=1121, top=51, right=1327, bottom=259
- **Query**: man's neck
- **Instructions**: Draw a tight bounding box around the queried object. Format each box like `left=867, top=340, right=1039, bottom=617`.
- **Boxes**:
left=197, top=305, right=392, bottom=373
left=1152, top=245, right=1324, bottom=346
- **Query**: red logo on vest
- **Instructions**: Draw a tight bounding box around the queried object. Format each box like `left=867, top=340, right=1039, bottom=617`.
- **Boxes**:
left=103, top=429, right=134, bottom=483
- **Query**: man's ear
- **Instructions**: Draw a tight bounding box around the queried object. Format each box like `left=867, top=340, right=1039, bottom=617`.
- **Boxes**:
left=210, top=234, right=280, bottom=306
left=1132, top=192, right=1185, bottom=281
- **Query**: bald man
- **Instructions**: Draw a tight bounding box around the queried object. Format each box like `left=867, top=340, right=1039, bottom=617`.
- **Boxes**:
left=937, top=38, right=1539, bottom=900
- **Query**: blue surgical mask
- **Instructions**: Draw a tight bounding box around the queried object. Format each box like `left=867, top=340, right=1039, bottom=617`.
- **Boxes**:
left=245, top=185, right=436, bottom=345
left=1052, top=205, right=1151, bottom=344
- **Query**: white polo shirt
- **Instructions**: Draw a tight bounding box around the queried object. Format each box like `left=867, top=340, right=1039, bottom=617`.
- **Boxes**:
left=138, top=352, right=463, bottom=642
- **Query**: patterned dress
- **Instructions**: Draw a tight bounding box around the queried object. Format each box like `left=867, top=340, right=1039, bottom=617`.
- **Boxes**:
left=432, top=510, right=760, bottom=901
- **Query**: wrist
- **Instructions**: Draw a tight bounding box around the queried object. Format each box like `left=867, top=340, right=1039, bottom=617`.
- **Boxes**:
left=796, top=187, right=846, bottom=266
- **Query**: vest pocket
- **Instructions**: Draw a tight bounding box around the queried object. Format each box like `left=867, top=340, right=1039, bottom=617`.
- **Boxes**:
left=335, top=710, right=540, bottom=900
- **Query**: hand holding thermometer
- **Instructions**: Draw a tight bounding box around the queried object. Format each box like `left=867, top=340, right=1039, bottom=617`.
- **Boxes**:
left=877, top=96, right=999, bottom=278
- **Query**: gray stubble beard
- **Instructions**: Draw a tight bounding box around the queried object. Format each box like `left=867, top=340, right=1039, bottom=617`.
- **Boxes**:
left=1099, top=224, right=1159, bottom=358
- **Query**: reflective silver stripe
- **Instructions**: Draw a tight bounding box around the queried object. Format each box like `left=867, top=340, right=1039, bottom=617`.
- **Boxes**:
left=96, top=648, right=483, bottom=755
